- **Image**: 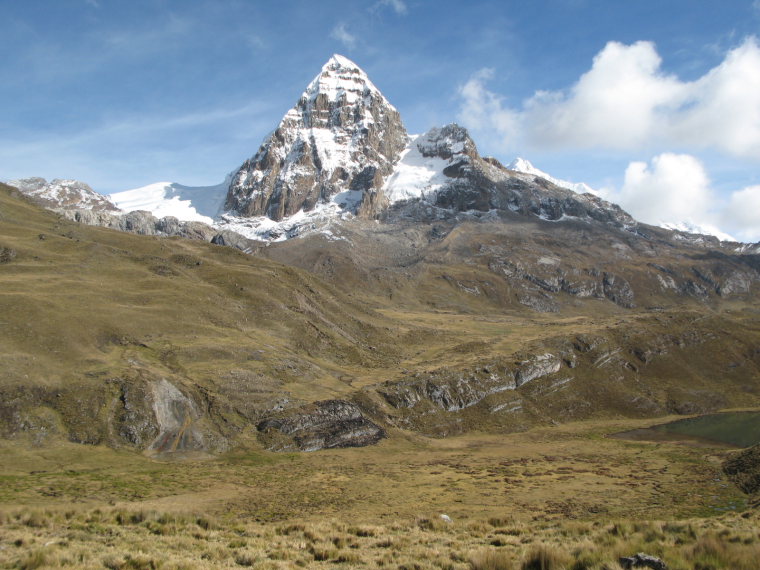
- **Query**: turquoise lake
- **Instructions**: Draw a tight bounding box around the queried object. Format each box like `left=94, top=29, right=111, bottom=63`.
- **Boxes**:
left=612, top=411, right=760, bottom=448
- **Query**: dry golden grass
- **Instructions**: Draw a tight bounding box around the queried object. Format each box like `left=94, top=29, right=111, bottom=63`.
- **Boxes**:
left=0, top=505, right=758, bottom=569
left=0, top=415, right=757, bottom=569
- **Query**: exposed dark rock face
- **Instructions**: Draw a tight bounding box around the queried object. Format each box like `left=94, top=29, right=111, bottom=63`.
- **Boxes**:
left=226, top=55, right=408, bottom=221
left=603, top=272, right=636, bottom=308
left=257, top=399, right=385, bottom=452
left=210, top=230, right=262, bottom=254
left=379, top=353, right=562, bottom=414
left=619, top=553, right=667, bottom=570
left=387, top=123, right=637, bottom=231
left=0, top=373, right=225, bottom=455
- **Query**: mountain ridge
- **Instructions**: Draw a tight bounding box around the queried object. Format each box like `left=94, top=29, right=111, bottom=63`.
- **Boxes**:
left=8, top=55, right=749, bottom=246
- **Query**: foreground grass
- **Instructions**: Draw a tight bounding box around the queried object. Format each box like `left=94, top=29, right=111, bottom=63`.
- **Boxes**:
left=0, top=506, right=759, bottom=569
left=0, top=417, right=757, bottom=568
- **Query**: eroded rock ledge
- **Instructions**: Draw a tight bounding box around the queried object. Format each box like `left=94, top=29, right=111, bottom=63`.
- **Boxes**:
left=256, top=399, right=385, bottom=452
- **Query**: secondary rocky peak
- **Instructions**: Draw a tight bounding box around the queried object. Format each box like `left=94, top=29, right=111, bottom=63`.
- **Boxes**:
left=225, top=54, right=408, bottom=221
left=9, top=177, right=120, bottom=213
left=417, top=124, right=479, bottom=162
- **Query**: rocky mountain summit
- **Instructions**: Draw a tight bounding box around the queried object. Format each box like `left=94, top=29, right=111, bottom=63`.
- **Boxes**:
left=221, top=56, right=640, bottom=241
left=225, top=54, right=408, bottom=222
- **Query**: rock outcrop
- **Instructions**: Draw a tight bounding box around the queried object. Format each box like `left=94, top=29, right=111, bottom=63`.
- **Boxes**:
left=58, top=209, right=218, bottom=242
left=257, top=399, right=385, bottom=452
left=723, top=444, right=760, bottom=495
left=385, top=123, right=637, bottom=231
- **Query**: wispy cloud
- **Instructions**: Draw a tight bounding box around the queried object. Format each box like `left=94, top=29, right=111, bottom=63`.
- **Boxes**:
left=0, top=100, right=276, bottom=191
left=98, top=13, right=193, bottom=56
left=330, top=23, right=357, bottom=50
left=84, top=0, right=99, bottom=7
left=458, top=68, right=520, bottom=150
left=374, top=0, right=408, bottom=15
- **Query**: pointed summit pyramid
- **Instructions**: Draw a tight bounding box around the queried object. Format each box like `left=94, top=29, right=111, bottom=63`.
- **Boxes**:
left=225, top=55, right=408, bottom=221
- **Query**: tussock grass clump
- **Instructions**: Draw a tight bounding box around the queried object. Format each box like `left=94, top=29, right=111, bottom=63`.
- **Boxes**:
left=17, top=549, right=50, bottom=570
left=489, top=516, right=517, bottom=528
left=417, top=516, right=452, bottom=532
left=350, top=524, right=380, bottom=537
left=521, top=544, right=571, bottom=570
left=334, top=550, right=364, bottom=564
left=20, top=510, right=49, bottom=529
left=470, top=549, right=516, bottom=570
left=233, top=552, right=258, bottom=567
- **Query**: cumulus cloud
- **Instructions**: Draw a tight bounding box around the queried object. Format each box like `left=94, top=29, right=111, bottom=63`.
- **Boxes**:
left=722, top=185, right=760, bottom=242
left=670, top=39, right=760, bottom=158
left=598, top=153, right=760, bottom=242
left=525, top=41, right=686, bottom=149
left=605, top=153, right=713, bottom=226
left=330, top=23, right=356, bottom=50
left=459, top=37, right=760, bottom=159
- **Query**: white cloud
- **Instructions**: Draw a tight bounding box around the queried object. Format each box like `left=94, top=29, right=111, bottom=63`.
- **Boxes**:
left=605, top=153, right=713, bottom=227
left=375, top=0, right=408, bottom=15
left=596, top=153, right=760, bottom=242
left=85, top=0, right=99, bottom=7
left=459, top=37, right=760, bottom=159
left=670, top=39, right=760, bottom=158
left=525, top=41, right=686, bottom=149
left=722, top=185, right=760, bottom=242
left=330, top=23, right=357, bottom=50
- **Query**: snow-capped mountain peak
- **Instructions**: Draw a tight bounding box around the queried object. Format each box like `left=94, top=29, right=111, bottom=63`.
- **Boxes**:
left=660, top=220, right=736, bottom=243
left=224, top=54, right=408, bottom=222
left=506, top=158, right=736, bottom=242
left=300, top=54, right=385, bottom=107
left=507, top=158, right=599, bottom=196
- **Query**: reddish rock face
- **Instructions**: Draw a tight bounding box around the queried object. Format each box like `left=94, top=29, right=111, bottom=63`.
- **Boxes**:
left=225, top=55, right=409, bottom=221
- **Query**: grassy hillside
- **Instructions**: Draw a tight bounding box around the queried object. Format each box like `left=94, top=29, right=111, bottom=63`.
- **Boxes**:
left=2, top=182, right=760, bottom=453
left=0, top=183, right=412, bottom=451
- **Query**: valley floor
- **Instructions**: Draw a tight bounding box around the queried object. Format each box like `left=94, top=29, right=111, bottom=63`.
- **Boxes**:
left=0, top=415, right=758, bottom=569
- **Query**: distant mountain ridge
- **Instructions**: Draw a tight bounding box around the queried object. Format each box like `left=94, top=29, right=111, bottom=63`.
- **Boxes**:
left=8, top=177, right=121, bottom=213
left=6, top=55, right=748, bottom=245
left=506, top=157, right=599, bottom=196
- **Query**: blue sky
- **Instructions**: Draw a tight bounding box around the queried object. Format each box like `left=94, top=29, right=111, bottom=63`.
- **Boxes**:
left=2, top=0, right=760, bottom=240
